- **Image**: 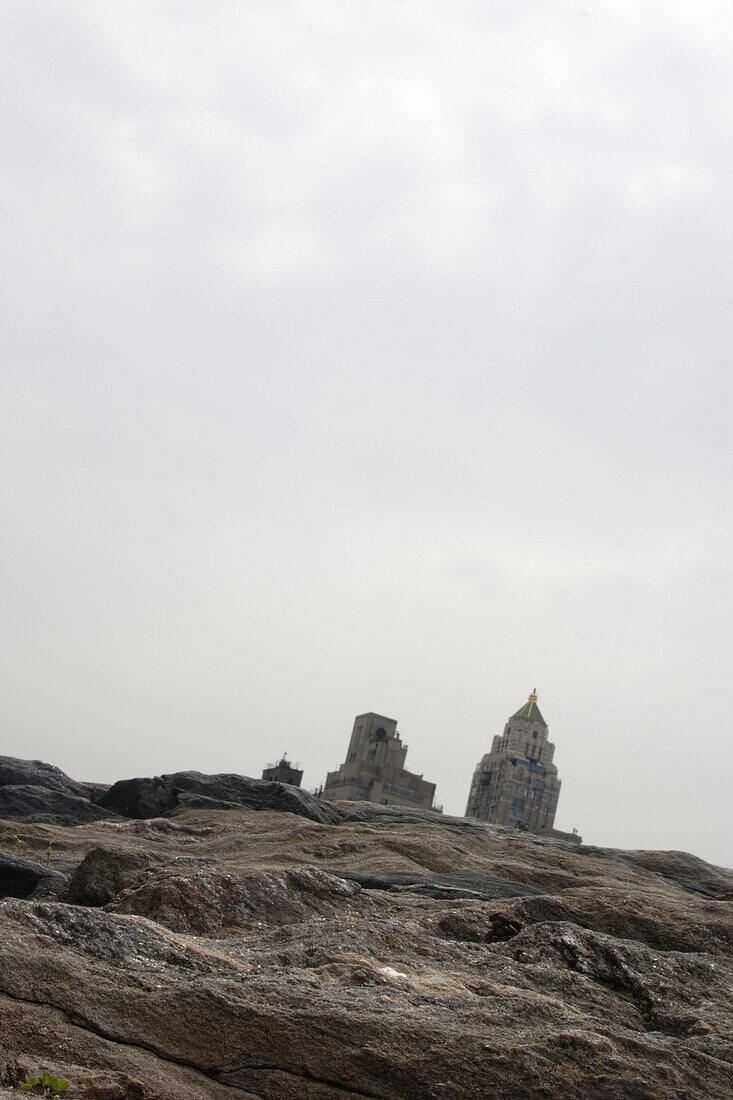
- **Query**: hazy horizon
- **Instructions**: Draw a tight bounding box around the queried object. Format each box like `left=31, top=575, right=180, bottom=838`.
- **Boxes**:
left=2, top=2, right=731, bottom=868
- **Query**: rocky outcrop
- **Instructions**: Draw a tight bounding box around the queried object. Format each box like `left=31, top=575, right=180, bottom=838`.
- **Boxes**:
left=0, top=785, right=115, bottom=827
left=97, top=770, right=342, bottom=826
left=0, top=758, right=114, bottom=827
left=0, top=758, right=341, bottom=828
left=0, top=757, right=92, bottom=799
left=0, top=762, right=730, bottom=1098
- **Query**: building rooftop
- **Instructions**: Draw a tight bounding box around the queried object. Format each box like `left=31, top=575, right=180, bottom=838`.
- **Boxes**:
left=510, top=690, right=547, bottom=727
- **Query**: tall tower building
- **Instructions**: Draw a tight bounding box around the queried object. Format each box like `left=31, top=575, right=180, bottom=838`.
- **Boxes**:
left=320, top=712, right=436, bottom=810
left=465, top=692, right=579, bottom=843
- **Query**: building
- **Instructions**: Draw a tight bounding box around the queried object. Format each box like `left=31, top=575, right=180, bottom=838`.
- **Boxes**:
left=465, top=691, right=580, bottom=843
left=320, top=712, right=436, bottom=809
left=261, top=758, right=303, bottom=787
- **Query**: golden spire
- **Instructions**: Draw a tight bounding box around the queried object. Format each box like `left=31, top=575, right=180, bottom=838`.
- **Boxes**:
left=528, top=689, right=537, bottom=704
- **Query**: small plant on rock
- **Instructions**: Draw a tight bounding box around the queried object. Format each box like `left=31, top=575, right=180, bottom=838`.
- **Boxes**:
left=18, top=1070, right=70, bottom=1095
left=41, top=1071, right=70, bottom=1095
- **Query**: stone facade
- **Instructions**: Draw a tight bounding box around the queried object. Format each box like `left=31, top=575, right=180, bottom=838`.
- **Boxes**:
left=465, top=692, right=579, bottom=843
left=320, top=712, right=436, bottom=810
left=261, top=758, right=303, bottom=787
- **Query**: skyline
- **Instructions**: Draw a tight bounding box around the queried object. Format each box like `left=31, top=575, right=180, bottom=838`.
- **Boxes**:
left=2, top=2, right=731, bottom=868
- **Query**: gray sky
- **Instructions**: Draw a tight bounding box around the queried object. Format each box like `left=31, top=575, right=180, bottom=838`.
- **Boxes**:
left=2, top=1, right=731, bottom=867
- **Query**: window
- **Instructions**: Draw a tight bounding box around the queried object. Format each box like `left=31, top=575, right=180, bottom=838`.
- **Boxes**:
left=348, top=752, right=356, bottom=762
left=512, top=797, right=525, bottom=808
left=362, top=776, right=374, bottom=788
left=367, top=749, right=376, bottom=761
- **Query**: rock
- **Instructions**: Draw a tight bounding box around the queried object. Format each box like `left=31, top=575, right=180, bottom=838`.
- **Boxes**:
left=95, top=775, right=177, bottom=819
left=0, top=991, right=245, bottom=1099
left=175, top=792, right=252, bottom=812
left=110, top=865, right=363, bottom=935
left=0, top=756, right=90, bottom=799
left=0, top=785, right=115, bottom=826
left=0, top=852, right=66, bottom=900
left=0, top=892, right=730, bottom=1099
left=66, top=848, right=159, bottom=908
left=326, top=868, right=544, bottom=900
left=84, top=781, right=112, bottom=802
left=97, top=771, right=342, bottom=825
left=338, top=801, right=495, bottom=834
left=578, top=846, right=733, bottom=899
left=438, top=910, right=524, bottom=943
left=506, top=888, right=733, bottom=954
left=0, top=775, right=731, bottom=1098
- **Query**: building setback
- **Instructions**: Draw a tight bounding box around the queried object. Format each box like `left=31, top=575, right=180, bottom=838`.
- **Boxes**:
left=465, top=691, right=580, bottom=844
left=320, top=712, right=436, bottom=810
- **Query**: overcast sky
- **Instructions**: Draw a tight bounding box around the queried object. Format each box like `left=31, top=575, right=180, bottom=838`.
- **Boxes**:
left=2, top=1, right=731, bottom=867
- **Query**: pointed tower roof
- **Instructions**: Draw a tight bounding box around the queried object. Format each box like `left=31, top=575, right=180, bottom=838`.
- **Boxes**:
left=511, top=690, right=547, bottom=726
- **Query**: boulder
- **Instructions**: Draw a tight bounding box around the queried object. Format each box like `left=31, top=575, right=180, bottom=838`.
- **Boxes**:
left=0, top=852, right=66, bottom=900
left=0, top=756, right=90, bottom=799
left=95, top=776, right=176, bottom=819
left=67, top=848, right=159, bottom=907
left=0, top=785, right=115, bottom=826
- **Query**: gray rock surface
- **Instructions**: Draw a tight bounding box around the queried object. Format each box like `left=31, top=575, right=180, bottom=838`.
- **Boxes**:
left=0, top=791, right=731, bottom=1098
left=0, top=757, right=342, bottom=829
left=0, top=785, right=116, bottom=826
left=326, top=868, right=544, bottom=900
left=97, top=770, right=341, bottom=825
left=0, top=757, right=90, bottom=799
